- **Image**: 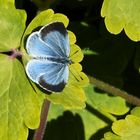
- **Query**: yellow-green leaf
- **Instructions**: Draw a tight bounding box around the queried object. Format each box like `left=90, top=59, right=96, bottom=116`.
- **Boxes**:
left=103, top=107, right=140, bottom=140
left=0, top=7, right=26, bottom=52
left=112, top=115, right=140, bottom=139
left=102, top=132, right=121, bottom=140
left=131, top=107, right=140, bottom=118
left=85, top=84, right=129, bottom=115
left=101, top=0, right=140, bottom=41
left=0, top=0, right=15, bottom=8
left=0, top=54, right=42, bottom=140
left=68, top=30, right=76, bottom=45
left=47, top=85, right=86, bottom=109
left=70, top=44, right=84, bottom=63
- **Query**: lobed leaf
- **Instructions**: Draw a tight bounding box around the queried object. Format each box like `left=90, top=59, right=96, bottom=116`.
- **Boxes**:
left=102, top=132, right=121, bottom=140
left=0, top=7, right=26, bottom=52
left=0, top=54, right=42, bottom=140
left=68, top=30, right=76, bottom=45
left=70, top=44, right=84, bottom=63
left=101, top=0, right=140, bottom=41
left=46, top=85, right=86, bottom=109
left=103, top=107, right=140, bottom=140
left=85, top=84, right=129, bottom=115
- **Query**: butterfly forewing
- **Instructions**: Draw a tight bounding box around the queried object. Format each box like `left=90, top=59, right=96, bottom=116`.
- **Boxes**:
left=26, top=32, right=59, bottom=57
left=40, top=22, right=70, bottom=57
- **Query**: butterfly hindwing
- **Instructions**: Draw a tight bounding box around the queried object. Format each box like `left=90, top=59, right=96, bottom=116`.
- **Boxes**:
left=26, top=59, right=69, bottom=92
left=38, top=64, right=69, bottom=92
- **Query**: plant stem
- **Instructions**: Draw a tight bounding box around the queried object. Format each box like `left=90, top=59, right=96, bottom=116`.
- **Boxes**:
left=88, top=75, right=140, bottom=106
left=33, top=99, right=51, bottom=140
left=9, top=49, right=22, bottom=59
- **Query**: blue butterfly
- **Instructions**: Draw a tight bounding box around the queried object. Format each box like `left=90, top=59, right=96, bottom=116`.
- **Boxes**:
left=26, top=22, right=72, bottom=92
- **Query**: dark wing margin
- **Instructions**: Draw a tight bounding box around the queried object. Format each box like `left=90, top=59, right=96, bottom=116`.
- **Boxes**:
left=39, top=22, right=70, bottom=57
left=40, top=22, right=67, bottom=38
left=39, top=77, right=66, bottom=92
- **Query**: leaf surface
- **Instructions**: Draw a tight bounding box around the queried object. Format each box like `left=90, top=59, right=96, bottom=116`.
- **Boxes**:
left=85, top=84, right=129, bottom=115
left=101, top=0, right=140, bottom=41
left=103, top=107, right=140, bottom=140
left=0, top=7, right=26, bottom=52
left=0, top=54, right=42, bottom=140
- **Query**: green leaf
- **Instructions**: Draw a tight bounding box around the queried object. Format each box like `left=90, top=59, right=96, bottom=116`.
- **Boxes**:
left=103, top=107, right=140, bottom=140
left=68, top=30, right=76, bottom=45
left=70, top=44, right=83, bottom=63
left=0, top=54, right=42, bottom=140
left=112, top=115, right=140, bottom=139
left=131, top=107, right=140, bottom=117
left=0, top=7, right=26, bottom=52
left=0, top=0, right=15, bottom=8
left=47, top=85, right=86, bottom=109
left=101, top=0, right=140, bottom=41
left=102, top=132, right=121, bottom=140
left=85, top=84, right=129, bottom=115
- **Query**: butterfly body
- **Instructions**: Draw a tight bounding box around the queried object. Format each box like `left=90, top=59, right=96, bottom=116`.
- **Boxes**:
left=33, top=56, right=72, bottom=65
left=26, top=22, right=71, bottom=92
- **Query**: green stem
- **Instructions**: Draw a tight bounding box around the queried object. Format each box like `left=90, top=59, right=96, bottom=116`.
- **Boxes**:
left=88, top=75, right=140, bottom=106
left=33, top=99, right=50, bottom=140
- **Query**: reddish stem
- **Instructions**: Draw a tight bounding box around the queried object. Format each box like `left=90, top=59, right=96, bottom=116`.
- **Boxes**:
left=33, top=99, right=51, bottom=140
left=9, top=49, right=22, bottom=59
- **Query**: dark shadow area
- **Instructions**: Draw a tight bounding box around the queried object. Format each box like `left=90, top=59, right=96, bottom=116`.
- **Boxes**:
left=89, top=126, right=111, bottom=140
left=43, top=111, right=85, bottom=140
left=123, top=47, right=140, bottom=97
left=43, top=104, right=114, bottom=140
left=15, top=0, right=37, bottom=25
left=81, top=21, right=140, bottom=96
left=27, top=130, right=34, bottom=140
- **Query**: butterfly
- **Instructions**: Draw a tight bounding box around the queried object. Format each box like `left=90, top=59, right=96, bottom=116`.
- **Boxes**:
left=25, top=22, right=72, bottom=92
